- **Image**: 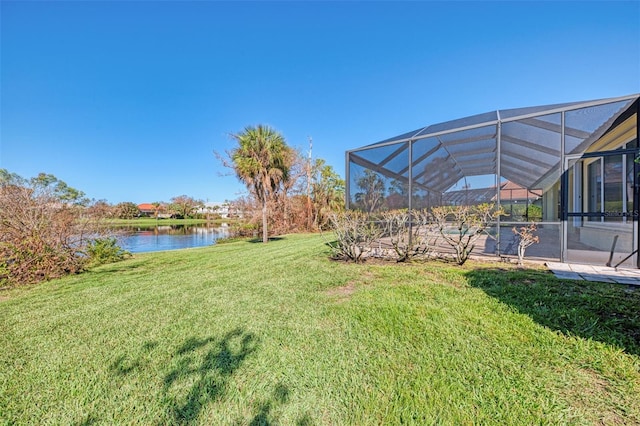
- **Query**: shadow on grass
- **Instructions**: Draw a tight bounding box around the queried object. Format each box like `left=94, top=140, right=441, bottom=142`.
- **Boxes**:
left=465, top=267, right=640, bottom=356
left=85, top=259, right=147, bottom=277
left=105, top=333, right=317, bottom=425
left=247, top=382, right=289, bottom=426
left=163, top=328, right=259, bottom=424
left=74, top=414, right=98, bottom=426
left=248, top=237, right=285, bottom=244
left=244, top=383, right=314, bottom=426
left=109, top=341, right=157, bottom=376
left=107, top=330, right=260, bottom=424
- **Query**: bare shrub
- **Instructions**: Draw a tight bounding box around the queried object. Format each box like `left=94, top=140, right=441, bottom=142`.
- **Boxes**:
left=513, top=223, right=540, bottom=265
left=0, top=170, right=115, bottom=286
left=327, top=211, right=382, bottom=263
left=431, top=203, right=503, bottom=265
left=380, top=209, right=437, bottom=262
left=85, top=199, right=115, bottom=219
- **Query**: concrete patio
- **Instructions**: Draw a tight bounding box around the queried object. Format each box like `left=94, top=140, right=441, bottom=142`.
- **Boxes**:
left=546, top=262, right=640, bottom=285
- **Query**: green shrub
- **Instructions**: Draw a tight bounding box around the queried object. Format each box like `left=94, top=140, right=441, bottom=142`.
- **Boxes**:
left=85, top=237, right=131, bottom=267
left=232, top=222, right=259, bottom=238
left=526, top=204, right=542, bottom=221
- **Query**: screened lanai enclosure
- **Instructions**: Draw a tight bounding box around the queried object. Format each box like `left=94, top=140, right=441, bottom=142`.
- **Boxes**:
left=346, top=94, right=640, bottom=267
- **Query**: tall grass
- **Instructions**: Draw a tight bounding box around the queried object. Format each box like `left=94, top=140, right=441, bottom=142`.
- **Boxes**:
left=1, top=234, right=639, bottom=425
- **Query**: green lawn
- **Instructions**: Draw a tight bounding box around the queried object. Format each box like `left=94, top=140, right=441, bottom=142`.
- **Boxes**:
left=1, top=234, right=639, bottom=425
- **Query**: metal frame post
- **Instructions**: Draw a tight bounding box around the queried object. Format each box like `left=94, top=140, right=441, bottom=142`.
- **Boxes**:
left=496, top=118, right=502, bottom=255
left=636, top=101, right=640, bottom=268
left=408, top=140, right=414, bottom=248
left=345, top=151, right=351, bottom=210
left=560, top=111, right=566, bottom=263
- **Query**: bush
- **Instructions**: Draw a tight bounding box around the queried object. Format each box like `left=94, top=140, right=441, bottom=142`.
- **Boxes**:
left=512, top=223, right=540, bottom=266
left=380, top=209, right=437, bottom=262
left=232, top=222, right=259, bottom=238
left=85, top=237, right=131, bottom=267
left=328, top=204, right=502, bottom=266
left=431, top=203, right=503, bottom=265
left=526, top=204, right=542, bottom=221
left=327, top=211, right=382, bottom=262
left=0, top=169, right=114, bottom=286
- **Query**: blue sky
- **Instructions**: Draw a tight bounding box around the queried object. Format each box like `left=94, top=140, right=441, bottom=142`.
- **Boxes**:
left=1, top=1, right=639, bottom=204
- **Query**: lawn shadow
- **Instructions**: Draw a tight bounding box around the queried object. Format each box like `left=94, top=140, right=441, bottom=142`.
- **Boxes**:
left=163, top=328, right=259, bottom=425
left=73, top=414, right=98, bottom=426
left=247, top=383, right=289, bottom=426
left=85, top=259, right=147, bottom=277
left=243, top=383, right=313, bottom=426
left=465, top=267, right=640, bottom=356
left=109, top=341, right=157, bottom=376
left=248, top=237, right=285, bottom=244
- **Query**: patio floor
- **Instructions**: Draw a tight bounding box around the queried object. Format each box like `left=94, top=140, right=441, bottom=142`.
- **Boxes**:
left=546, top=262, right=640, bottom=285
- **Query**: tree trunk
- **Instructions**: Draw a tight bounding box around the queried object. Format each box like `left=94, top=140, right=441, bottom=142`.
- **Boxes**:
left=262, top=198, right=268, bottom=243
left=518, top=244, right=525, bottom=265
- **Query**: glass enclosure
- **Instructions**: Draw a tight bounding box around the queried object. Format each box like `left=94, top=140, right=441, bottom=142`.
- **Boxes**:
left=346, top=95, right=639, bottom=267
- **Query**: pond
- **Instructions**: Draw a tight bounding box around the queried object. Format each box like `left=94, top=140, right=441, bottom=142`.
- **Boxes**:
left=115, top=224, right=232, bottom=253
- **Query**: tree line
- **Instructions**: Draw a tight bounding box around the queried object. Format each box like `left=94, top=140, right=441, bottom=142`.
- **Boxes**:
left=88, top=196, right=213, bottom=220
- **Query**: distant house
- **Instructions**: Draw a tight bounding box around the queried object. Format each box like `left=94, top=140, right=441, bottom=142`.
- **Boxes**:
left=442, top=181, right=541, bottom=206
left=197, top=202, right=243, bottom=219
left=498, top=180, right=542, bottom=203
left=137, top=203, right=156, bottom=217
left=197, top=202, right=229, bottom=218
left=137, top=203, right=174, bottom=218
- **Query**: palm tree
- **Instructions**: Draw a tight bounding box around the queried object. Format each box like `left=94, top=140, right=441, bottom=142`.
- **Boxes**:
left=230, top=125, right=291, bottom=243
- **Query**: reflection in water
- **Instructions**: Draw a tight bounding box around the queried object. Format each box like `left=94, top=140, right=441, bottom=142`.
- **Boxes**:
left=116, top=224, right=231, bottom=253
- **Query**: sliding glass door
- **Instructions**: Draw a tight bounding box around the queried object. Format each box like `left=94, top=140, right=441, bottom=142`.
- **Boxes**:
left=564, top=149, right=638, bottom=267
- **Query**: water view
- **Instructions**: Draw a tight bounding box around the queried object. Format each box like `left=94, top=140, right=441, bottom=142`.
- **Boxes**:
left=117, top=224, right=231, bottom=253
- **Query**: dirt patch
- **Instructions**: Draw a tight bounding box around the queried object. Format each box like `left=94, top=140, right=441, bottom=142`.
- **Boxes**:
left=326, top=271, right=376, bottom=301
left=0, top=285, right=11, bottom=302
left=561, top=368, right=628, bottom=425
left=326, top=282, right=357, bottom=299
left=580, top=368, right=609, bottom=394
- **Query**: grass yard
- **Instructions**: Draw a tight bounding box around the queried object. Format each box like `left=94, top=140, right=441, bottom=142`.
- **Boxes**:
left=1, top=234, right=639, bottom=425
